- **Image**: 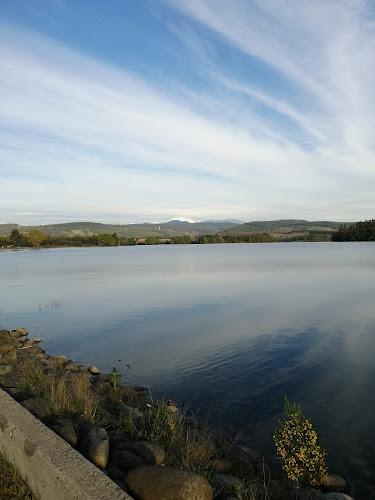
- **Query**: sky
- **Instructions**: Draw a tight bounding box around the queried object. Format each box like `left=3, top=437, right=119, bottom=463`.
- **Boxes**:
left=1, top=0, right=374, bottom=225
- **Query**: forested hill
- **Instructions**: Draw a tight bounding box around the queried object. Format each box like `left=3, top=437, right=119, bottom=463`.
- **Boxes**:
left=221, top=219, right=350, bottom=234
left=0, top=220, right=238, bottom=238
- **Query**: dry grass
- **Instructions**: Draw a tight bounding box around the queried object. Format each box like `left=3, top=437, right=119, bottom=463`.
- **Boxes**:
left=12, top=355, right=102, bottom=422
left=0, top=452, right=33, bottom=500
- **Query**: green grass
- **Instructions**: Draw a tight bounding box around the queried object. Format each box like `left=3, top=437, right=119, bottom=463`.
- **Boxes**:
left=0, top=452, right=33, bottom=499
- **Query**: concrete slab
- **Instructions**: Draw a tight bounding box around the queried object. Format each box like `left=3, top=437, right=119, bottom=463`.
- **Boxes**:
left=0, top=387, right=133, bottom=500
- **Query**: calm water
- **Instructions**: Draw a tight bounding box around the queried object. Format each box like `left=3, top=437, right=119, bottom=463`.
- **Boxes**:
left=1, top=243, right=374, bottom=494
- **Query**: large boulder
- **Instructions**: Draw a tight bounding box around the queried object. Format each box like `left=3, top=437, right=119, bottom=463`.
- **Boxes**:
left=21, top=397, right=50, bottom=421
left=78, top=426, right=109, bottom=469
left=118, top=405, right=144, bottom=423
left=112, top=449, right=145, bottom=473
left=125, top=465, right=213, bottom=500
left=50, top=418, right=78, bottom=447
left=118, top=441, right=165, bottom=465
left=228, top=446, right=255, bottom=477
left=322, top=474, right=347, bottom=492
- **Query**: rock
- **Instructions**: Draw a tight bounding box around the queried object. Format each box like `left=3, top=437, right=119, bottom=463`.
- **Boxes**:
left=33, top=337, right=42, bottom=343
left=0, top=329, right=11, bottom=338
left=1, top=349, right=17, bottom=362
left=17, top=328, right=28, bottom=335
left=35, top=353, right=50, bottom=360
left=324, top=494, right=355, bottom=500
left=213, top=474, right=245, bottom=498
left=210, top=458, right=232, bottom=473
left=167, top=400, right=178, bottom=413
left=106, top=464, right=126, bottom=482
left=113, top=449, right=145, bottom=473
left=11, top=329, right=26, bottom=338
left=41, top=359, right=56, bottom=369
left=0, top=374, right=27, bottom=388
left=119, top=405, right=143, bottom=423
left=322, top=474, right=347, bottom=492
left=89, top=365, right=100, bottom=374
left=78, top=426, right=109, bottom=469
left=21, top=397, right=50, bottom=421
left=120, top=441, right=165, bottom=465
left=23, top=340, right=33, bottom=348
left=5, top=388, right=36, bottom=402
left=121, top=385, right=139, bottom=402
left=107, top=430, right=132, bottom=449
left=54, top=355, right=66, bottom=366
left=50, top=418, right=77, bottom=447
left=0, top=345, right=13, bottom=354
left=65, top=363, right=80, bottom=372
left=229, top=446, right=255, bottom=478
left=0, top=365, right=13, bottom=375
left=125, top=465, right=213, bottom=500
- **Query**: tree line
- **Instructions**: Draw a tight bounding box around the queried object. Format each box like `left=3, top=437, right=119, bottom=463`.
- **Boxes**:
left=331, top=220, right=375, bottom=241
left=1, top=229, right=275, bottom=248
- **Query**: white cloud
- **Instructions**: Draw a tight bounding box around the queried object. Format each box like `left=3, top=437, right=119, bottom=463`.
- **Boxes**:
left=0, top=3, right=374, bottom=225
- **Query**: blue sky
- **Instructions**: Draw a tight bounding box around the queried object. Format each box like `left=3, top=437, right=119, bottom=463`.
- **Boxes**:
left=1, top=0, right=374, bottom=224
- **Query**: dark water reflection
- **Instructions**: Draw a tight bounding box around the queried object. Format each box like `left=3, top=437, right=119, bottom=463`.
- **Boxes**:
left=1, top=243, right=374, bottom=495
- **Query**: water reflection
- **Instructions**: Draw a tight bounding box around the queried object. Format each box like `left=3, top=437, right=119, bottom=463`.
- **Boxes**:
left=1, top=243, right=375, bottom=495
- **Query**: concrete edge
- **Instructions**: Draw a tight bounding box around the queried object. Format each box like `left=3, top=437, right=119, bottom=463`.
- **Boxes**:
left=0, top=387, right=133, bottom=500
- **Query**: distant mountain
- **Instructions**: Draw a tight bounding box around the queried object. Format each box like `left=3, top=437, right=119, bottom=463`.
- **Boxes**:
left=0, top=219, right=354, bottom=239
left=0, top=220, right=238, bottom=238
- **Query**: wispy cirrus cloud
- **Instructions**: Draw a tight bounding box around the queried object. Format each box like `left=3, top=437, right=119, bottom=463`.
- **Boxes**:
left=0, top=0, right=374, bottom=224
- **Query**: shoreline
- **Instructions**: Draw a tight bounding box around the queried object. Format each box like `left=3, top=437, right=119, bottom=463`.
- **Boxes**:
left=0, top=327, right=360, bottom=500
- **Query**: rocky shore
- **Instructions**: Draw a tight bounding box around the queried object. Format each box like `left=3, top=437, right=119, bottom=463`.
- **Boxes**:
left=0, top=327, right=359, bottom=500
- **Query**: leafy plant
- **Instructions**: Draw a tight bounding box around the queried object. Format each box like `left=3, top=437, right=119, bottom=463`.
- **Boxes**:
left=273, top=397, right=327, bottom=492
left=109, top=367, right=121, bottom=391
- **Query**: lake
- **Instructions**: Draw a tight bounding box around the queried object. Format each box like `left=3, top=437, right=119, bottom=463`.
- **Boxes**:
left=1, top=242, right=374, bottom=495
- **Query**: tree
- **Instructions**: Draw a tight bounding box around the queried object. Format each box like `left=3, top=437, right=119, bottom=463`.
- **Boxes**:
left=27, top=229, right=47, bottom=247
left=9, top=229, right=29, bottom=247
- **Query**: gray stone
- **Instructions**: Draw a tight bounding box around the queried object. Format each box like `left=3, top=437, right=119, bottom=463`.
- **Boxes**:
left=2, top=349, right=17, bottom=362
left=5, top=388, right=36, bottom=402
left=42, top=359, right=56, bottom=369
left=120, top=441, right=165, bottom=465
left=21, top=397, right=50, bottom=420
left=322, top=474, right=346, bottom=492
left=210, top=458, right=232, bottom=473
left=113, top=449, right=145, bottom=473
left=54, top=355, right=66, bottom=366
left=119, top=405, right=143, bottom=423
left=106, top=464, right=126, bottom=482
left=0, top=374, right=27, bottom=388
left=11, top=329, right=25, bottom=338
left=214, top=474, right=244, bottom=497
left=229, top=446, right=255, bottom=478
left=78, top=426, right=109, bottom=469
left=50, top=418, right=78, bottom=447
left=0, top=364, right=13, bottom=375
left=0, top=345, right=13, bottom=354
left=125, top=465, right=213, bottom=500
left=324, top=494, right=355, bottom=500
left=35, top=353, right=50, bottom=360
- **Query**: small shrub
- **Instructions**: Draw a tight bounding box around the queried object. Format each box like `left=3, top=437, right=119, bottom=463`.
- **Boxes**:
left=109, top=367, right=121, bottom=391
left=273, top=397, right=327, bottom=491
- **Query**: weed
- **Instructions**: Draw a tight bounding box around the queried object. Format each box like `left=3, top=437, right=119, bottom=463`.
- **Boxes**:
left=109, top=367, right=121, bottom=391
left=0, top=452, right=33, bottom=499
